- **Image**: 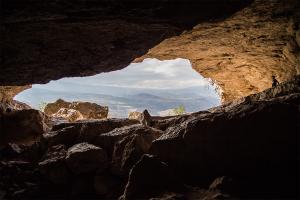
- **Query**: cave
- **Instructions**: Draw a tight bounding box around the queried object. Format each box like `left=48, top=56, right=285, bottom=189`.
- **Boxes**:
left=0, top=0, right=299, bottom=199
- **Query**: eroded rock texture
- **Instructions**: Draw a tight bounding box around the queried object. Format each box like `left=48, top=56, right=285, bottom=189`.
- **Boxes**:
left=44, top=99, right=109, bottom=121
left=138, top=0, right=300, bottom=102
left=0, top=76, right=298, bottom=199
left=1, top=0, right=251, bottom=87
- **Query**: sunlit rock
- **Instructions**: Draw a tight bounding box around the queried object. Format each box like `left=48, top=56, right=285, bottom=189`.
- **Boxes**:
left=44, top=99, right=108, bottom=121
left=52, top=108, right=84, bottom=122
left=128, top=110, right=152, bottom=126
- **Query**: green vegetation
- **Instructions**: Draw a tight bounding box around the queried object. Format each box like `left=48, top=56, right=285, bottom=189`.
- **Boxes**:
left=172, top=105, right=186, bottom=115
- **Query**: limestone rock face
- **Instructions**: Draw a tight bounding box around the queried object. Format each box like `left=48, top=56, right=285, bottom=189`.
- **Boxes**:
left=44, top=99, right=108, bottom=121
left=66, top=143, right=108, bottom=174
left=138, top=0, right=300, bottom=102
left=0, top=109, right=47, bottom=147
left=0, top=86, right=31, bottom=103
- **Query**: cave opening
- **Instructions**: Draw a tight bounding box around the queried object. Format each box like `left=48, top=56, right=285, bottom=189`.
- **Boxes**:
left=14, top=58, right=221, bottom=118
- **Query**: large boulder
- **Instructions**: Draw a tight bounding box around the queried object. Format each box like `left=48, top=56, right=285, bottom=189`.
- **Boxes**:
left=95, top=124, right=163, bottom=158
left=43, top=126, right=80, bottom=147
left=49, top=118, right=139, bottom=146
left=150, top=91, right=299, bottom=196
left=44, top=99, right=108, bottom=120
left=110, top=126, right=163, bottom=176
left=0, top=109, right=47, bottom=147
left=121, top=154, right=175, bottom=200
left=38, top=145, right=69, bottom=185
left=94, top=174, right=121, bottom=196
left=66, top=143, right=108, bottom=174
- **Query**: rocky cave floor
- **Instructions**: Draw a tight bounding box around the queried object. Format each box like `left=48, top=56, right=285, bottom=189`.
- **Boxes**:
left=0, top=76, right=299, bottom=200
left=1, top=0, right=300, bottom=199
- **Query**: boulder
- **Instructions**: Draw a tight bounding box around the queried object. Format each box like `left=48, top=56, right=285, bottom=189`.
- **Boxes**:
left=0, top=109, right=47, bottom=147
left=128, top=109, right=152, bottom=126
left=209, top=176, right=234, bottom=193
left=69, top=101, right=108, bottom=119
left=51, top=118, right=138, bottom=132
left=128, top=111, right=142, bottom=121
left=52, top=108, right=84, bottom=122
left=111, top=127, right=163, bottom=176
left=150, top=92, right=299, bottom=196
left=38, top=145, right=69, bottom=185
left=44, top=99, right=108, bottom=120
left=66, top=143, right=108, bottom=174
left=94, top=174, right=121, bottom=196
left=141, top=109, right=152, bottom=126
left=44, top=99, right=70, bottom=115
left=77, top=118, right=139, bottom=144
left=43, top=126, right=80, bottom=147
left=121, top=154, right=174, bottom=200
left=95, top=124, right=163, bottom=158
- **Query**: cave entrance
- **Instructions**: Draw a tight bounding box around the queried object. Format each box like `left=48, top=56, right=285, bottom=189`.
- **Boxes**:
left=14, top=58, right=221, bottom=118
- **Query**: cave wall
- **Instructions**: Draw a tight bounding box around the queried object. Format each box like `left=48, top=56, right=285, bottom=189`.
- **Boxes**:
left=137, top=0, right=300, bottom=102
left=1, top=0, right=252, bottom=86
left=1, top=0, right=299, bottom=103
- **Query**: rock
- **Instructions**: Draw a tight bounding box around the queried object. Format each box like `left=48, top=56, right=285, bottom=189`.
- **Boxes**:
left=141, top=109, right=152, bottom=126
left=95, top=124, right=163, bottom=158
left=94, top=174, right=121, bottom=196
left=209, top=176, right=234, bottom=193
left=70, top=175, right=94, bottom=196
left=0, top=86, right=31, bottom=103
left=44, top=99, right=108, bottom=120
left=44, top=99, right=70, bottom=115
left=296, top=30, right=300, bottom=47
left=51, top=118, right=138, bottom=132
left=128, top=109, right=152, bottom=126
left=52, top=108, right=84, bottom=122
left=38, top=145, right=69, bottom=184
left=77, top=118, right=139, bottom=144
left=128, top=111, right=143, bottom=121
left=149, top=80, right=299, bottom=196
left=111, top=127, right=163, bottom=176
left=121, top=154, right=174, bottom=200
left=66, top=143, right=108, bottom=174
left=0, top=109, right=47, bottom=146
left=43, top=126, right=80, bottom=147
left=69, top=101, right=108, bottom=119
left=138, top=1, right=300, bottom=102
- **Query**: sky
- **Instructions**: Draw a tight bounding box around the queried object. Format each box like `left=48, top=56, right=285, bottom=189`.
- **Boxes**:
left=14, top=58, right=221, bottom=117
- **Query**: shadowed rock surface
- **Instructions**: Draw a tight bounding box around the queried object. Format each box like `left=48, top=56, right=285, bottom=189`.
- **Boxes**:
left=0, top=76, right=298, bottom=199
left=1, top=0, right=252, bottom=88
left=0, top=0, right=299, bottom=199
